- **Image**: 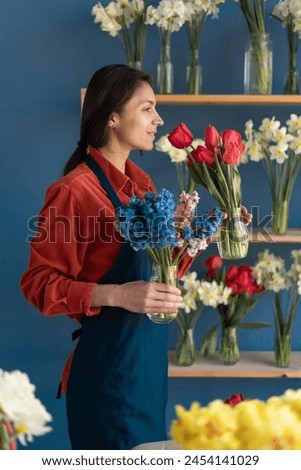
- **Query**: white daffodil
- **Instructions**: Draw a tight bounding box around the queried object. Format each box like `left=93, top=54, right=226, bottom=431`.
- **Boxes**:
left=289, top=129, right=301, bottom=154
left=245, top=139, right=265, bottom=162
left=244, top=119, right=254, bottom=140
left=269, top=144, right=289, bottom=164
left=273, top=127, right=294, bottom=146
left=197, top=280, right=229, bottom=308
left=169, top=147, right=187, bottom=163
left=259, top=117, right=281, bottom=139
left=155, top=135, right=173, bottom=153
left=286, top=113, right=301, bottom=133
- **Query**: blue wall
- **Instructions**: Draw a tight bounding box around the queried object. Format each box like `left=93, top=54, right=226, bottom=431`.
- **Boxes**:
left=1, top=0, right=301, bottom=450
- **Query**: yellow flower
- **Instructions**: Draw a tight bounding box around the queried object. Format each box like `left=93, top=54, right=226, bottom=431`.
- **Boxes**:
left=170, top=400, right=240, bottom=450
left=235, top=399, right=301, bottom=450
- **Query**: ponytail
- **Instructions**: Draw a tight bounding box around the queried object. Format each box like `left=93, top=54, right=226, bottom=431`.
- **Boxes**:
left=63, top=146, right=87, bottom=176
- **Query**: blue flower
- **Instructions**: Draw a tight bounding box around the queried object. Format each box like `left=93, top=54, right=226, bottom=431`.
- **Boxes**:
left=116, top=189, right=178, bottom=250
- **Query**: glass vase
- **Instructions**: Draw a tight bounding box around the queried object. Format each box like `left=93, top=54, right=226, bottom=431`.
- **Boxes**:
left=148, top=264, right=178, bottom=324
left=285, top=64, right=299, bottom=95
left=186, top=49, right=202, bottom=94
left=244, top=32, right=272, bottom=94
left=176, top=328, right=196, bottom=366
left=157, top=34, right=173, bottom=94
left=272, top=199, right=289, bottom=235
left=274, top=333, right=291, bottom=368
left=220, top=325, right=240, bottom=366
left=216, top=207, right=249, bottom=260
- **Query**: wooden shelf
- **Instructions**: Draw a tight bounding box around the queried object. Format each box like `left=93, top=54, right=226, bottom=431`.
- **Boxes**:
left=168, top=351, right=301, bottom=378
left=155, top=94, right=301, bottom=106
left=211, top=228, right=301, bottom=244
left=249, top=228, right=301, bottom=243
left=80, top=90, right=301, bottom=107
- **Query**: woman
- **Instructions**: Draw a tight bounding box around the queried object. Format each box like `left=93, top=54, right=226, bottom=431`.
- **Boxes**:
left=19, top=64, right=188, bottom=450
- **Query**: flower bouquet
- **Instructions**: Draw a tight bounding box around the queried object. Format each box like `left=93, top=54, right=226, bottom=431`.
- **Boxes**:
left=91, top=1, right=149, bottom=69
left=146, top=0, right=186, bottom=93
left=183, top=0, right=224, bottom=94
left=197, top=255, right=268, bottom=365
left=234, top=0, right=272, bottom=94
left=170, top=388, right=301, bottom=449
left=254, top=249, right=301, bottom=367
left=272, top=0, right=301, bottom=94
left=176, top=271, right=204, bottom=366
left=242, top=114, right=301, bottom=234
left=116, top=188, right=223, bottom=323
left=168, top=122, right=250, bottom=259
left=0, top=369, right=52, bottom=449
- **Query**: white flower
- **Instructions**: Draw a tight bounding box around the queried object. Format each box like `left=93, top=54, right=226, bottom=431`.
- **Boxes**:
left=146, top=0, right=186, bottom=32
left=180, top=271, right=202, bottom=313
left=197, top=280, right=231, bottom=308
left=169, top=147, right=187, bottom=163
left=245, top=139, right=265, bottom=162
left=187, top=238, right=207, bottom=256
left=0, top=369, right=52, bottom=446
left=298, top=274, right=301, bottom=295
left=155, top=135, right=173, bottom=153
left=259, top=117, right=281, bottom=139
left=289, top=129, right=301, bottom=154
left=244, top=119, right=254, bottom=140
left=192, top=137, right=205, bottom=147
left=269, top=144, right=289, bottom=164
left=286, top=113, right=301, bottom=133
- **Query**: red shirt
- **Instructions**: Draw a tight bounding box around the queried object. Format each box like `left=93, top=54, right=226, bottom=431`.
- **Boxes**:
left=19, top=148, right=193, bottom=392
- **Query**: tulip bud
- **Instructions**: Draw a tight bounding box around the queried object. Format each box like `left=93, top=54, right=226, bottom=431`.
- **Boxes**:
left=168, top=122, right=194, bottom=149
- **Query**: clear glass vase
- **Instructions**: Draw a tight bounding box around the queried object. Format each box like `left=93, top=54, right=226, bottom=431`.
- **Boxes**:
left=244, top=32, right=272, bottom=94
left=157, top=34, right=173, bottom=94
left=216, top=207, right=249, bottom=260
left=275, top=333, right=291, bottom=368
left=285, top=70, right=299, bottom=95
left=272, top=199, right=289, bottom=235
left=285, top=50, right=299, bottom=94
left=186, top=49, right=202, bottom=94
left=220, top=325, right=240, bottom=366
left=148, top=264, right=178, bottom=324
left=176, top=328, right=196, bottom=366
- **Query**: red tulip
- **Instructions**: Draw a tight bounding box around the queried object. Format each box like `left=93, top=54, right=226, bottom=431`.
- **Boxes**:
left=191, top=145, right=215, bottom=165
left=168, top=122, right=194, bottom=149
left=222, top=130, right=245, bottom=165
left=222, top=129, right=243, bottom=147
left=205, top=255, right=223, bottom=271
left=205, top=125, right=220, bottom=151
left=222, top=142, right=242, bottom=164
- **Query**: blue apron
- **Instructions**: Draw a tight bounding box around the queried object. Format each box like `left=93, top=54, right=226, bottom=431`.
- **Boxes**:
left=66, top=155, right=168, bottom=450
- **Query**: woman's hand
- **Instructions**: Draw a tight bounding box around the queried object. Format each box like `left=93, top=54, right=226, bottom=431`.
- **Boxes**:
left=92, top=281, right=183, bottom=315
left=241, top=206, right=253, bottom=226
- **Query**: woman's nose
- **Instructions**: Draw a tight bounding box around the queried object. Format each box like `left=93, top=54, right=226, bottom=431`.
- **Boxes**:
left=154, top=112, right=164, bottom=126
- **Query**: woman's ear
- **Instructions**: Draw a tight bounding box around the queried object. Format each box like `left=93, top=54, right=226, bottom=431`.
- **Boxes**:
left=108, top=112, right=118, bottom=129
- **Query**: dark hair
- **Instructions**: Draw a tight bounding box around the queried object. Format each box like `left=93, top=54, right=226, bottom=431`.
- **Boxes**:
left=63, top=64, right=152, bottom=175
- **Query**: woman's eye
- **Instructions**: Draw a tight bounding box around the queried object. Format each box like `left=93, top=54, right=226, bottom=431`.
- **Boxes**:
left=145, top=107, right=152, bottom=112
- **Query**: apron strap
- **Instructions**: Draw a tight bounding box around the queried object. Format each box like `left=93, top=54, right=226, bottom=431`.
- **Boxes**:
left=86, top=154, right=122, bottom=210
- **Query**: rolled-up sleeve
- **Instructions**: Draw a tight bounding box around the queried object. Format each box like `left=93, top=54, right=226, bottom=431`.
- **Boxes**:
left=19, top=185, right=100, bottom=317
